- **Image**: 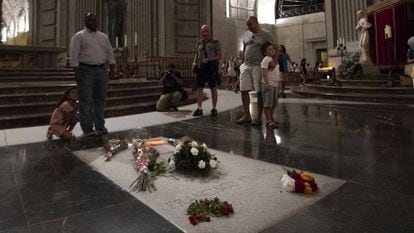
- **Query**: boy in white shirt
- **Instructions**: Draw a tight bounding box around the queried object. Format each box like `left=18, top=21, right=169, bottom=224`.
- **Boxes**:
left=260, top=43, right=279, bottom=128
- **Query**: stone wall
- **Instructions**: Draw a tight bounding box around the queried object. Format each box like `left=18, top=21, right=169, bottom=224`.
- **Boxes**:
left=273, top=12, right=327, bottom=68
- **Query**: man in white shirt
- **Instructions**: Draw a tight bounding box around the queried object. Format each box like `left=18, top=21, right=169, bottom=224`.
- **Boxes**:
left=70, top=13, right=115, bottom=136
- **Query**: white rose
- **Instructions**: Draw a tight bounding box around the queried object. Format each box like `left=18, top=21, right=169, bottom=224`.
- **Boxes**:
left=202, top=143, right=208, bottom=149
left=191, top=141, right=198, bottom=147
left=190, top=147, right=199, bottom=156
left=168, top=160, right=175, bottom=169
left=210, top=159, right=218, bottom=169
left=175, top=144, right=182, bottom=151
left=198, top=160, right=206, bottom=169
left=281, top=174, right=295, bottom=192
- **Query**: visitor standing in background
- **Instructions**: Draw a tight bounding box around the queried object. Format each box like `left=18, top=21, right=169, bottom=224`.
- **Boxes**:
left=192, top=24, right=222, bottom=117
left=233, top=53, right=242, bottom=93
left=299, top=58, right=307, bottom=84
left=237, top=16, right=275, bottom=125
left=70, top=12, right=115, bottom=136
left=227, top=57, right=237, bottom=90
left=277, top=44, right=294, bottom=98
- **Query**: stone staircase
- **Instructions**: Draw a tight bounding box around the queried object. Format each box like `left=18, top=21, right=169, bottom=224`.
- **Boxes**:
left=0, top=68, right=196, bottom=129
left=291, top=73, right=414, bottom=104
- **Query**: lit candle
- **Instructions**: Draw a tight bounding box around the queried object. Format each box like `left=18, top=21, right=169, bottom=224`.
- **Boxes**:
left=327, top=75, right=330, bottom=80
left=116, top=36, right=118, bottom=48
left=124, top=34, right=127, bottom=48
left=134, top=32, right=137, bottom=46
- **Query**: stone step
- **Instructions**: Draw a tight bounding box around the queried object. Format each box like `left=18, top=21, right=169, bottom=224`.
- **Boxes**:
left=303, top=84, right=414, bottom=95
left=0, top=71, right=75, bottom=77
left=0, top=92, right=164, bottom=116
left=0, top=92, right=197, bottom=129
left=0, top=79, right=160, bottom=94
left=291, top=86, right=414, bottom=104
left=319, top=79, right=400, bottom=87
left=0, top=85, right=164, bottom=104
left=0, top=76, right=76, bottom=82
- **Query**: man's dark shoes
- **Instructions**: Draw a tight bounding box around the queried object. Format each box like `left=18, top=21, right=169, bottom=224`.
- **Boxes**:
left=96, top=128, right=108, bottom=135
left=193, top=109, right=203, bottom=116
left=82, top=131, right=96, bottom=137
left=210, top=108, right=218, bottom=117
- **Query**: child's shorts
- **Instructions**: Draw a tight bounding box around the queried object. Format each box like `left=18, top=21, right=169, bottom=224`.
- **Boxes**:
left=262, top=85, right=279, bottom=108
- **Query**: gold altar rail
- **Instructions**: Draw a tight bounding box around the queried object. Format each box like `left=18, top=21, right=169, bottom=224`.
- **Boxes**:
left=0, top=45, right=66, bottom=68
left=112, top=55, right=195, bottom=80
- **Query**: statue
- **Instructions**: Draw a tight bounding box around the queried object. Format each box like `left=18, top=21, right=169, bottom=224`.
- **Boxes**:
left=406, top=36, right=414, bottom=78
left=407, top=36, right=414, bottom=64
left=355, top=10, right=372, bottom=64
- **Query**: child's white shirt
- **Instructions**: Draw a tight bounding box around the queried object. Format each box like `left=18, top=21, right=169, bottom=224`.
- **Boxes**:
left=261, top=56, right=279, bottom=87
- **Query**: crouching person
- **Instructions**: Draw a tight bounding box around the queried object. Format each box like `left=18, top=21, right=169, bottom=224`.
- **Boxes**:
left=156, top=64, right=185, bottom=111
left=47, top=87, right=78, bottom=140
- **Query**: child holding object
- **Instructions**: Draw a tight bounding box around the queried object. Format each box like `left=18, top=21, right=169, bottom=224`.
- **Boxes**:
left=47, top=87, right=79, bottom=140
left=261, top=43, right=279, bottom=129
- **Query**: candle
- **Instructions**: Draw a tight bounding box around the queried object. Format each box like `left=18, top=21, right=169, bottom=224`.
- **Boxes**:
left=336, top=38, right=339, bottom=47
left=124, top=34, right=127, bottom=47
left=116, top=36, right=118, bottom=48
left=134, top=32, right=137, bottom=46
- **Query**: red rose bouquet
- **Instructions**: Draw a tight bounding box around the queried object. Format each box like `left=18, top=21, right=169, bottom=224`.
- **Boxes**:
left=281, top=169, right=318, bottom=194
left=186, top=197, right=234, bottom=225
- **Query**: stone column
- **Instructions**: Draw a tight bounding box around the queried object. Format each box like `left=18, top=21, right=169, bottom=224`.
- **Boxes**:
left=0, top=0, right=2, bottom=43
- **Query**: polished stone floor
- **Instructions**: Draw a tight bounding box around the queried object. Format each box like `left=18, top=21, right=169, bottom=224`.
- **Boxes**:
left=1, top=93, right=414, bottom=232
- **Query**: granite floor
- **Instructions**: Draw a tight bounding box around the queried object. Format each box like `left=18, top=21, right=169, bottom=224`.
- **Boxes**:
left=1, top=91, right=414, bottom=233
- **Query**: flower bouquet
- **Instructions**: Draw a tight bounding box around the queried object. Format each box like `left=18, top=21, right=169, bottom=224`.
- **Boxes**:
left=129, top=139, right=166, bottom=192
left=103, top=139, right=129, bottom=161
left=186, top=197, right=234, bottom=225
left=168, top=140, right=218, bottom=176
left=281, top=169, right=318, bottom=194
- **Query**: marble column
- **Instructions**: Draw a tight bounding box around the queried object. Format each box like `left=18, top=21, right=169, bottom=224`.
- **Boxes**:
left=0, top=0, right=2, bottom=43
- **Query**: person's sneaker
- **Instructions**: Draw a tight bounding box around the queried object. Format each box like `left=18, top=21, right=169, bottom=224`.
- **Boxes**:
left=251, top=119, right=262, bottom=125
left=236, top=116, right=252, bottom=124
left=192, top=109, right=203, bottom=116
left=96, top=128, right=108, bottom=135
left=210, top=108, right=218, bottom=117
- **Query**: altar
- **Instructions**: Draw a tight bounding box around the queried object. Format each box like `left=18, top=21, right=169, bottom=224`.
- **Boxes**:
left=367, top=0, right=414, bottom=69
left=0, top=45, right=66, bottom=68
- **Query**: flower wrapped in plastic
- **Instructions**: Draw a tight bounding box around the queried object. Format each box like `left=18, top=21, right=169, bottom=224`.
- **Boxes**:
left=169, top=139, right=218, bottom=176
left=130, top=152, right=156, bottom=192
left=281, top=169, right=318, bottom=194
left=130, top=138, right=166, bottom=192
left=127, top=127, right=151, bottom=142
left=103, top=139, right=128, bottom=161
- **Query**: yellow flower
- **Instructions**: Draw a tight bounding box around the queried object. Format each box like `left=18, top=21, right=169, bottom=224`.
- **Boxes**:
left=301, top=172, right=314, bottom=182
left=304, top=186, right=313, bottom=194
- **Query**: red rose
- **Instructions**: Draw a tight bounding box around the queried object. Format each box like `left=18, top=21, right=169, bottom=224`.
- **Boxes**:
left=189, top=214, right=198, bottom=225
left=309, top=180, right=318, bottom=192
left=295, top=180, right=306, bottom=193
left=290, top=171, right=302, bottom=181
